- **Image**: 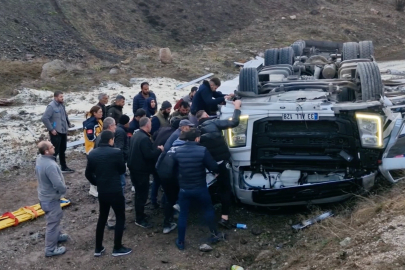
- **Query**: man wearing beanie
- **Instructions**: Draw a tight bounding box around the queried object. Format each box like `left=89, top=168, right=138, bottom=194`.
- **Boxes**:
left=151, top=100, right=172, bottom=135
left=85, top=131, right=132, bottom=257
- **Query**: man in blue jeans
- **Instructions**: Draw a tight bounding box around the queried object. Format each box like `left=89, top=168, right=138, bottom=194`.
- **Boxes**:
left=171, top=128, right=225, bottom=250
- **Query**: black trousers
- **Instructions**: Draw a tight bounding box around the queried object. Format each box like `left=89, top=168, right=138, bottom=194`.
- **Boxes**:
left=161, top=177, right=179, bottom=227
left=96, top=192, right=125, bottom=250
left=217, top=162, right=231, bottom=216
left=130, top=172, right=150, bottom=222
left=50, top=132, right=67, bottom=168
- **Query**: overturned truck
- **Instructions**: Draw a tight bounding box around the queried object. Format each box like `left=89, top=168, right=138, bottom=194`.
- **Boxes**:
left=218, top=40, right=405, bottom=206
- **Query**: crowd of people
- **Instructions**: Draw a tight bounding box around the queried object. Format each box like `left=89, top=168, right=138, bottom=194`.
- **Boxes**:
left=36, top=78, right=239, bottom=257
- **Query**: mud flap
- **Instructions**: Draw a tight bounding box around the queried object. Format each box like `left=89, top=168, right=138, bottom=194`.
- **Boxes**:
left=380, top=119, right=405, bottom=183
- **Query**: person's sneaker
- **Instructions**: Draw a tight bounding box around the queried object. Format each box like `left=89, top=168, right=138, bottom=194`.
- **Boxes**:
left=61, top=167, right=75, bottom=174
left=173, top=204, right=180, bottom=212
left=211, top=232, right=227, bottom=244
left=94, top=246, right=105, bottom=257
left=112, top=246, right=132, bottom=257
left=106, top=224, right=115, bottom=231
left=45, top=246, right=66, bottom=257
left=218, top=218, right=232, bottom=229
left=163, top=223, right=177, bottom=234
left=89, top=185, right=98, bottom=198
left=175, top=239, right=184, bottom=250
left=58, top=234, right=69, bottom=243
left=135, top=220, right=152, bottom=229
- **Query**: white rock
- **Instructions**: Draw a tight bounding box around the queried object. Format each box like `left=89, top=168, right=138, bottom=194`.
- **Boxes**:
left=290, top=15, right=297, bottom=20
left=340, top=237, right=351, bottom=247
left=41, top=60, right=67, bottom=79
left=159, top=48, right=173, bottom=64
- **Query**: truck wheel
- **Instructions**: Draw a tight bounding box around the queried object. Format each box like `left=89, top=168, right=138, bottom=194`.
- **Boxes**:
left=342, top=42, right=359, bottom=61
left=292, top=40, right=305, bottom=56
left=279, top=47, right=295, bottom=65
left=291, top=43, right=303, bottom=57
left=359, top=40, right=374, bottom=59
left=239, top=67, right=259, bottom=94
left=264, top=48, right=279, bottom=66
left=356, top=62, right=384, bottom=101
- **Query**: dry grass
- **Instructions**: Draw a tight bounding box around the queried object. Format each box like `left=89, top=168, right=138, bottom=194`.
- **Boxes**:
left=249, top=177, right=405, bottom=269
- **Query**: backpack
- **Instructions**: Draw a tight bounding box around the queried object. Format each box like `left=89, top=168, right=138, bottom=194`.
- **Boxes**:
left=155, top=149, right=177, bottom=180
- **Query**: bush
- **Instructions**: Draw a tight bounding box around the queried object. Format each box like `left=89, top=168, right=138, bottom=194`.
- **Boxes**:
left=395, top=0, right=405, bottom=11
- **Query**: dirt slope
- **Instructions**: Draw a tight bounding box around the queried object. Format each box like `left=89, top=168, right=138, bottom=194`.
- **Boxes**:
left=1, top=0, right=405, bottom=61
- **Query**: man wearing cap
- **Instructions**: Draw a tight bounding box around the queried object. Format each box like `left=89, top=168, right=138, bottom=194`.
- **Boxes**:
left=85, top=131, right=132, bottom=257
left=151, top=101, right=172, bottom=135
left=35, top=141, right=68, bottom=257
left=128, top=108, right=146, bottom=134
left=107, top=95, right=125, bottom=124
left=163, top=119, right=195, bottom=153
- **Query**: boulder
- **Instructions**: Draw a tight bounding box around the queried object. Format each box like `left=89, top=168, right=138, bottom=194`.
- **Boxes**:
left=109, top=68, right=120, bottom=75
left=41, top=60, right=67, bottom=79
left=159, top=48, right=173, bottom=64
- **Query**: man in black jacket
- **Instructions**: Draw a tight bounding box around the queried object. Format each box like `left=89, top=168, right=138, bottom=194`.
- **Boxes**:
left=172, top=128, right=223, bottom=250
left=97, top=93, right=109, bottom=121
left=127, top=117, right=164, bottom=228
left=85, top=131, right=132, bottom=257
left=115, top=115, right=130, bottom=161
left=107, top=95, right=125, bottom=124
left=196, top=99, right=242, bottom=229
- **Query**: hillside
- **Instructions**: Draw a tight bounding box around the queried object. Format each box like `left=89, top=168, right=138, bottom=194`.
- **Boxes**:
left=1, top=0, right=405, bottom=61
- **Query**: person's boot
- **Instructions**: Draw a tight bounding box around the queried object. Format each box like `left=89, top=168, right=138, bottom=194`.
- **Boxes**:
left=94, top=246, right=105, bottom=257
left=89, top=184, right=98, bottom=198
left=61, top=166, right=75, bottom=174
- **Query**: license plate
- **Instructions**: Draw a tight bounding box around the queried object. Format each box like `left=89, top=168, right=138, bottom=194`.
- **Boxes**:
left=282, top=113, right=319, bottom=121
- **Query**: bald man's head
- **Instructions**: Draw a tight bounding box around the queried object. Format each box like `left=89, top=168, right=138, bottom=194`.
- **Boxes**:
left=38, top=141, right=55, bottom=156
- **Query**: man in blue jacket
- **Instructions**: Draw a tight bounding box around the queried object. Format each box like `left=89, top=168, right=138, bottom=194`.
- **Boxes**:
left=172, top=128, right=224, bottom=250
left=132, top=82, right=157, bottom=115
left=189, top=78, right=232, bottom=125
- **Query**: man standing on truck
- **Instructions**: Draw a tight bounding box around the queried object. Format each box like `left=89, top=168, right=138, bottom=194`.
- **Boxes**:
left=196, top=99, right=242, bottom=229
left=41, top=91, right=75, bottom=173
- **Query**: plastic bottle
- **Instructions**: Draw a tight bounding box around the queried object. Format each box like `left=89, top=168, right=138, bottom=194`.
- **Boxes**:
left=236, top=223, right=247, bottom=229
left=231, top=266, right=244, bottom=270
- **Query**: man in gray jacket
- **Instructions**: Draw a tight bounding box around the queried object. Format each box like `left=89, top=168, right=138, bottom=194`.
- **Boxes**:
left=35, top=141, right=68, bottom=257
left=41, top=91, right=74, bottom=173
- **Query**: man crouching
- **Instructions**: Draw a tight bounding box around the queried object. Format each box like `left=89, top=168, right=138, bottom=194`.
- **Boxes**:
left=35, top=141, right=68, bottom=257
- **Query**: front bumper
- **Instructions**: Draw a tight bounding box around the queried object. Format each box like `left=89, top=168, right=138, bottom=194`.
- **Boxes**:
left=231, top=167, right=376, bottom=206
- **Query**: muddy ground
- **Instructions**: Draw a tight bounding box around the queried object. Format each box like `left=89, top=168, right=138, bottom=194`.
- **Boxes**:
left=0, top=152, right=307, bottom=270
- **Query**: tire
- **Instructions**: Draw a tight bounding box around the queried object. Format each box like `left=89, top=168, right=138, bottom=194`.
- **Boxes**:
left=279, top=47, right=295, bottom=65
left=342, top=42, right=359, bottom=61
left=264, top=48, right=279, bottom=66
left=239, top=67, right=259, bottom=94
left=356, top=62, right=384, bottom=101
left=359, top=40, right=374, bottom=59
left=291, top=43, right=303, bottom=57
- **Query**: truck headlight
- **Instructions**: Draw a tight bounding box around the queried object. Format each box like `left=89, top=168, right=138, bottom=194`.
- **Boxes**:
left=355, top=113, right=383, bottom=148
left=227, top=115, right=249, bottom=148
